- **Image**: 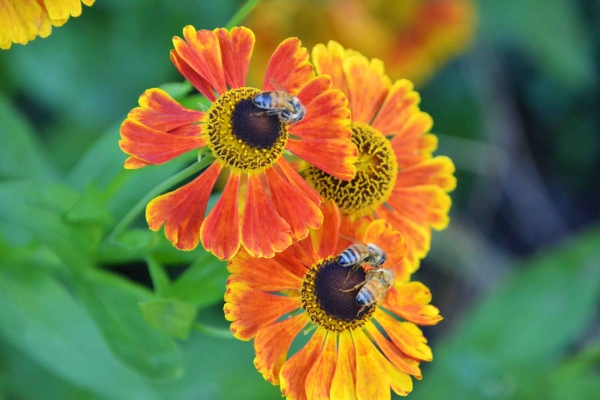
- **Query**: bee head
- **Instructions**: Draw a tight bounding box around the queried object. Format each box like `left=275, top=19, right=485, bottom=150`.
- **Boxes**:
left=379, top=269, right=394, bottom=286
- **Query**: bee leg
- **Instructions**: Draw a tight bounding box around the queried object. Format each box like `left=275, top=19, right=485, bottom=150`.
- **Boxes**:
left=343, top=268, right=356, bottom=284
left=339, top=280, right=366, bottom=293
left=356, top=305, right=366, bottom=316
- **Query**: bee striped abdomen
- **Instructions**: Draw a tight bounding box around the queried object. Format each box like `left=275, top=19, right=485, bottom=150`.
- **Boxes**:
left=356, top=289, right=375, bottom=306
left=338, top=246, right=364, bottom=267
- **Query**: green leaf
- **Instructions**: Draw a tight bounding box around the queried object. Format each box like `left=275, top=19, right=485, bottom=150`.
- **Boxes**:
left=171, top=251, right=229, bottom=308
left=158, top=81, right=193, bottom=100
left=0, top=265, right=158, bottom=400
left=0, top=92, right=58, bottom=182
left=139, top=299, right=197, bottom=340
left=72, top=268, right=183, bottom=380
left=147, top=256, right=171, bottom=297
left=413, top=228, right=600, bottom=399
left=480, top=0, right=596, bottom=89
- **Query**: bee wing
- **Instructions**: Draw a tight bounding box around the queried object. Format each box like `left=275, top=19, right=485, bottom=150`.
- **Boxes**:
left=268, top=78, right=290, bottom=94
left=339, top=234, right=365, bottom=245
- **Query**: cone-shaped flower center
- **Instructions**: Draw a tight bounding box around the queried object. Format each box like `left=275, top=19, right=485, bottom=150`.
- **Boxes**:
left=306, top=122, right=397, bottom=216
left=204, top=88, right=289, bottom=172
left=301, top=256, right=375, bottom=333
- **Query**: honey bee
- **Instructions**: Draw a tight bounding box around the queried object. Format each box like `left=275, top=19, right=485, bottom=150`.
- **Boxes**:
left=252, top=78, right=306, bottom=124
left=341, top=267, right=395, bottom=316
left=336, top=236, right=387, bottom=280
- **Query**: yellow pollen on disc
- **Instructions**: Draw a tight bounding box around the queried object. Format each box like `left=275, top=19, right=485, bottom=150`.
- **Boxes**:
left=204, top=88, right=289, bottom=173
left=305, top=122, right=398, bottom=216
left=301, top=256, right=375, bottom=333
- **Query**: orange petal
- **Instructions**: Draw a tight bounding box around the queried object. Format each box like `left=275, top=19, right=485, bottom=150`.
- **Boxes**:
left=312, top=41, right=348, bottom=94
left=365, top=322, right=422, bottom=378
left=224, top=282, right=301, bottom=340
left=274, top=237, right=318, bottom=279
left=200, top=171, right=241, bottom=260
left=389, top=111, right=436, bottom=169
left=395, top=156, right=457, bottom=192
left=119, top=119, right=204, bottom=166
left=353, top=328, right=390, bottom=400
left=146, top=162, right=222, bottom=250
left=289, top=89, right=351, bottom=140
left=214, top=27, right=255, bottom=89
left=387, top=185, right=452, bottom=231
left=124, top=156, right=150, bottom=170
left=127, top=88, right=204, bottom=132
left=296, top=75, right=332, bottom=107
left=310, top=200, right=340, bottom=260
left=241, top=174, right=292, bottom=258
left=173, top=26, right=227, bottom=96
left=362, top=219, right=408, bottom=268
left=305, top=332, right=337, bottom=400
left=227, top=247, right=303, bottom=292
left=265, top=167, right=323, bottom=241
left=276, top=157, right=322, bottom=205
left=385, top=282, right=442, bottom=326
left=342, top=53, right=391, bottom=124
left=287, top=138, right=357, bottom=181
left=280, top=328, right=327, bottom=399
left=263, top=38, right=314, bottom=96
left=254, top=313, right=310, bottom=385
left=170, top=49, right=216, bottom=102
left=330, top=330, right=357, bottom=400
left=374, top=309, right=432, bottom=361
left=371, top=79, right=420, bottom=136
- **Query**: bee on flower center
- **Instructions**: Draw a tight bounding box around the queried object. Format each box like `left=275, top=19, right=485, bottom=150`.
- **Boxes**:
left=341, top=267, right=395, bottom=316
left=337, top=236, right=387, bottom=281
left=252, top=78, right=306, bottom=124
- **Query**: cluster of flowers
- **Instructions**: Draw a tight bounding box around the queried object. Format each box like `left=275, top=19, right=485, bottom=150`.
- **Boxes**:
left=121, top=26, right=455, bottom=399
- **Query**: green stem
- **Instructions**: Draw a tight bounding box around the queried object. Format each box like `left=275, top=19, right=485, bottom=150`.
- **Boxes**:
left=225, top=0, right=261, bottom=29
left=107, top=156, right=215, bottom=241
left=193, top=323, right=234, bottom=339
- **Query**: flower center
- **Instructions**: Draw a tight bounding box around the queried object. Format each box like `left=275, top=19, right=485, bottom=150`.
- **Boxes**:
left=301, top=256, right=375, bottom=333
left=305, top=122, right=397, bottom=216
left=204, top=88, right=288, bottom=172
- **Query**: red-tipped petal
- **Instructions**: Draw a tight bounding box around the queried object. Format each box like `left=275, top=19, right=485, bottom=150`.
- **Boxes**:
left=395, top=156, right=457, bottom=192
left=264, top=167, right=322, bottom=241
left=312, top=41, right=348, bottom=94
left=173, top=26, right=227, bottom=96
left=214, top=27, right=255, bottom=89
left=305, top=332, right=337, bottom=399
left=296, top=75, right=332, bottom=107
left=389, top=111, right=436, bottom=169
left=200, top=171, right=241, bottom=260
left=224, top=282, right=301, bottom=340
left=371, top=79, right=420, bottom=136
left=289, top=89, right=351, bottom=140
left=276, top=157, right=322, bottom=205
left=227, top=247, right=303, bottom=292
left=310, top=200, right=340, bottom=260
left=170, top=50, right=216, bottom=102
left=146, top=162, right=222, bottom=250
left=274, top=237, right=319, bottom=279
left=263, top=38, right=314, bottom=96
left=120, top=119, right=205, bottom=166
left=287, top=138, right=357, bottom=181
left=280, top=328, right=327, bottom=399
left=254, top=313, right=310, bottom=385
left=128, top=88, right=204, bottom=132
left=387, top=185, right=452, bottom=231
left=241, top=174, right=292, bottom=258
left=342, top=53, right=391, bottom=124
left=330, top=330, right=357, bottom=400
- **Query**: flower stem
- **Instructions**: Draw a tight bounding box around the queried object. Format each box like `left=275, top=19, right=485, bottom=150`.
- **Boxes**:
left=225, top=0, right=261, bottom=29
left=107, top=156, right=215, bottom=242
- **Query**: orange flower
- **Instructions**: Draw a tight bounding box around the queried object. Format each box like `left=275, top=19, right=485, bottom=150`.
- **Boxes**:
left=305, top=41, right=456, bottom=281
left=119, top=26, right=357, bottom=260
left=244, top=0, right=476, bottom=86
left=0, top=0, right=94, bottom=50
left=225, top=203, right=442, bottom=398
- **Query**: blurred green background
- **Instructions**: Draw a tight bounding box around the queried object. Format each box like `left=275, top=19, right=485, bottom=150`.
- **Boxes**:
left=1, top=0, right=599, bottom=399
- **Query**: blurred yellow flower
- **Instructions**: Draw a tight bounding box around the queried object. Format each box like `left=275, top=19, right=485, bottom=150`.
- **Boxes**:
left=0, top=0, right=95, bottom=50
left=245, top=0, right=476, bottom=86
